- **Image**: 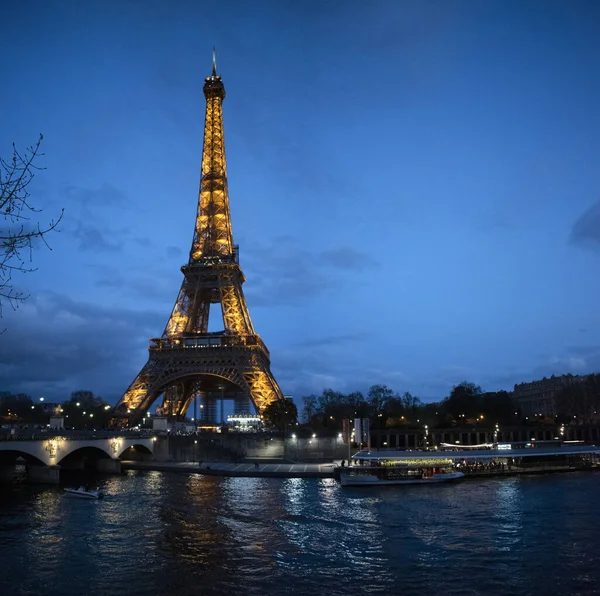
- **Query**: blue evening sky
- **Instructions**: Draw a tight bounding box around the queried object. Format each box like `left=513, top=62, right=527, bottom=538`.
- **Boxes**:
left=1, top=0, right=600, bottom=407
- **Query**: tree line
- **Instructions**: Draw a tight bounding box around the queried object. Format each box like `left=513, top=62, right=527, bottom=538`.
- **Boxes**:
left=297, top=382, right=518, bottom=433
left=295, top=375, right=600, bottom=434
left=0, top=390, right=114, bottom=429
left=4, top=374, right=599, bottom=432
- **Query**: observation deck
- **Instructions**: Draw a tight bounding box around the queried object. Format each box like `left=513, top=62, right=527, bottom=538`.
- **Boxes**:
left=149, top=334, right=270, bottom=359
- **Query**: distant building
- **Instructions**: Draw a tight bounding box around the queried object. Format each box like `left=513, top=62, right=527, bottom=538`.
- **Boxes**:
left=513, top=374, right=586, bottom=417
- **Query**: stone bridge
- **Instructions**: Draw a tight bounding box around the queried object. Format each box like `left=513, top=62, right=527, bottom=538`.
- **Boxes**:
left=0, top=435, right=155, bottom=484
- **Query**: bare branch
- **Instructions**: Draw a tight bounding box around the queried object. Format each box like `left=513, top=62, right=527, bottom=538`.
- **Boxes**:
left=0, top=134, right=63, bottom=322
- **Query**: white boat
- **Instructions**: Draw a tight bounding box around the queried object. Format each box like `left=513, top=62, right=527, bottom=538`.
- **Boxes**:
left=64, top=486, right=103, bottom=499
left=339, top=466, right=464, bottom=486
left=339, top=451, right=465, bottom=486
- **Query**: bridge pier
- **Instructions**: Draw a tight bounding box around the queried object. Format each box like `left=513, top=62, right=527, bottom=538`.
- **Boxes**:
left=96, top=458, right=121, bottom=474
left=0, top=464, right=15, bottom=483
left=27, top=465, right=61, bottom=484
left=60, top=459, right=86, bottom=471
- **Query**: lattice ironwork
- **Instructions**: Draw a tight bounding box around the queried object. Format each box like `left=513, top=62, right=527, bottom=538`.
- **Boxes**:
left=112, top=54, right=283, bottom=426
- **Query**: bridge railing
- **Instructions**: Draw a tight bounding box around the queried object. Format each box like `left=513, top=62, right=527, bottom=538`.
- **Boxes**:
left=0, top=429, right=154, bottom=441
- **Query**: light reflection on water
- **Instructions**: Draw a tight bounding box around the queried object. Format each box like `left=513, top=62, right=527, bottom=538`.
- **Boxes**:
left=1, top=472, right=600, bottom=595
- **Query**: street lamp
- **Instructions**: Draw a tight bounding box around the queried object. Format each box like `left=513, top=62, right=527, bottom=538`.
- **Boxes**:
left=290, top=434, right=298, bottom=461
left=219, top=385, right=225, bottom=426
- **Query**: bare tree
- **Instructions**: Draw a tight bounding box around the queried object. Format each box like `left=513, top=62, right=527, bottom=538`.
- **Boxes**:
left=0, top=134, right=63, bottom=319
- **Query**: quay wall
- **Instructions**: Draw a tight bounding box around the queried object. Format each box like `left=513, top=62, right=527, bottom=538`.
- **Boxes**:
left=160, top=434, right=348, bottom=463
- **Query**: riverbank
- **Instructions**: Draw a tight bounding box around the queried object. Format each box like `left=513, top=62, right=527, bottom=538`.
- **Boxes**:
left=121, top=460, right=335, bottom=478
left=121, top=459, right=600, bottom=481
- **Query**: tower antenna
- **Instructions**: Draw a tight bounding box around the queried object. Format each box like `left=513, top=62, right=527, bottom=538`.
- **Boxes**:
left=212, top=46, right=217, bottom=76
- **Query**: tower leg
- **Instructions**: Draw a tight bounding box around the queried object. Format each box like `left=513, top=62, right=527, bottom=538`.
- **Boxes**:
left=112, top=361, right=160, bottom=426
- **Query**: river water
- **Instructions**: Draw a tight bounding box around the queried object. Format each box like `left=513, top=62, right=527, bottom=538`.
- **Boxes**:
left=1, top=470, right=599, bottom=596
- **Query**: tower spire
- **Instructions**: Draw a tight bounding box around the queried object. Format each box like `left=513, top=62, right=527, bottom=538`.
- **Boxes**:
left=212, top=47, right=217, bottom=76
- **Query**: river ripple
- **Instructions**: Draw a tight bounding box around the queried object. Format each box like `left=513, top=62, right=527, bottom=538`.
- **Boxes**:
left=1, top=471, right=600, bottom=595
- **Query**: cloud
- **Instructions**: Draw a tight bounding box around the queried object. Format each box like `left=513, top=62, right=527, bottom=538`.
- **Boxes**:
left=242, top=236, right=376, bottom=307
left=166, top=245, right=183, bottom=259
left=65, top=183, right=128, bottom=208
left=320, top=247, right=377, bottom=270
left=96, top=275, right=124, bottom=289
left=567, top=345, right=600, bottom=357
left=272, top=347, right=410, bottom=404
left=479, top=348, right=600, bottom=395
left=569, top=200, right=600, bottom=249
left=0, top=292, right=164, bottom=402
left=94, top=268, right=177, bottom=304
left=294, top=333, right=368, bottom=347
left=73, top=222, right=124, bottom=252
left=60, top=183, right=132, bottom=252
left=546, top=355, right=588, bottom=373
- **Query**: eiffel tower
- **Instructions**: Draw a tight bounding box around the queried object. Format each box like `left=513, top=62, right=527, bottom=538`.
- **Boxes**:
left=112, top=53, right=284, bottom=426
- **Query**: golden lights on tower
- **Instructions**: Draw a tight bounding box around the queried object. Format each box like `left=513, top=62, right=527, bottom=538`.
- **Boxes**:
left=112, top=53, right=284, bottom=425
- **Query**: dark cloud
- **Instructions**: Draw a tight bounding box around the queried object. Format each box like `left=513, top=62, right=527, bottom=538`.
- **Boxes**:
left=166, top=245, right=183, bottom=259
left=134, top=237, right=152, bottom=247
left=242, top=236, right=376, bottom=307
left=61, top=183, right=132, bottom=252
left=480, top=349, right=600, bottom=394
left=73, top=222, right=124, bottom=252
left=272, top=349, right=359, bottom=400
left=96, top=276, right=125, bottom=289
left=567, top=345, right=600, bottom=357
left=271, top=346, right=413, bottom=405
left=0, top=292, right=164, bottom=402
left=294, top=333, right=368, bottom=348
left=569, top=200, right=600, bottom=249
left=65, top=183, right=128, bottom=208
left=320, top=247, right=377, bottom=270
left=94, top=268, right=178, bottom=304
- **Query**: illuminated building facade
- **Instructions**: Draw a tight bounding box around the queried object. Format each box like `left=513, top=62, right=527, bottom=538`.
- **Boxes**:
left=113, top=53, right=284, bottom=426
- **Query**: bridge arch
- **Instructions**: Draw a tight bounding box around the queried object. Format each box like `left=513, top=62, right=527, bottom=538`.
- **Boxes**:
left=56, top=445, right=113, bottom=466
left=117, top=442, right=153, bottom=459
left=0, top=448, right=47, bottom=466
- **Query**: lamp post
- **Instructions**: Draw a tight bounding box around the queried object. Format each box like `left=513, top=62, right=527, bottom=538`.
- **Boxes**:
left=194, top=394, right=197, bottom=430
left=219, top=385, right=225, bottom=427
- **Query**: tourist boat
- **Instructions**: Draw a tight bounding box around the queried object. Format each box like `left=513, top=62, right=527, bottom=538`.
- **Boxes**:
left=339, top=464, right=464, bottom=486
left=64, top=486, right=103, bottom=499
left=338, top=450, right=465, bottom=487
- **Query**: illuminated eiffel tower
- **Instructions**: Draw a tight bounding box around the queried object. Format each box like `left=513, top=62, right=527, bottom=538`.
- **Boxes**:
left=112, top=53, right=284, bottom=426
